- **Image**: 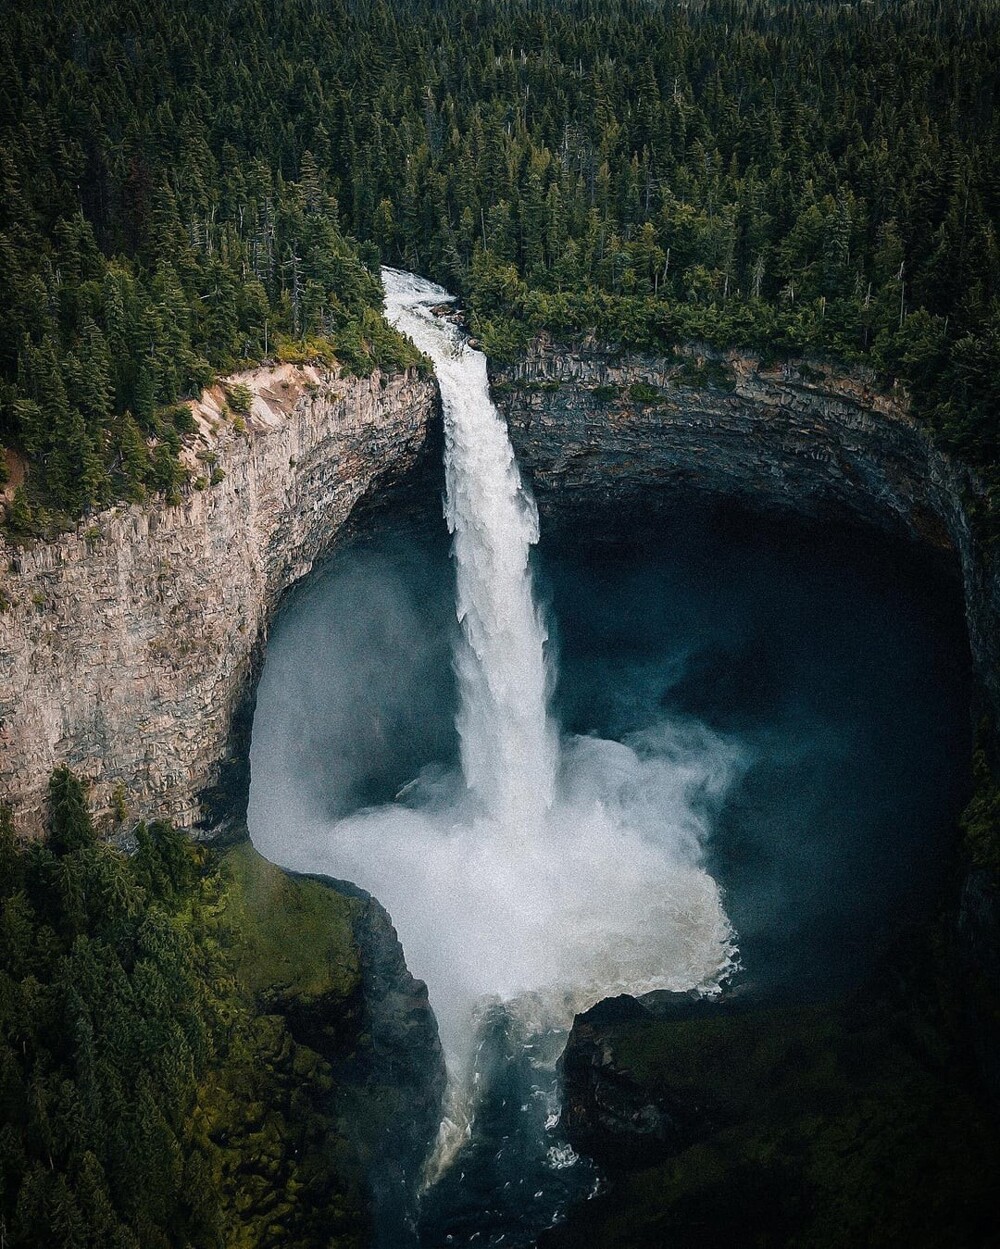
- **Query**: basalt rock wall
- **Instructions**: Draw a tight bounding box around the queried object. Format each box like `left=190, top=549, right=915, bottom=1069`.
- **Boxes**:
left=492, top=337, right=1000, bottom=718
left=494, top=336, right=1000, bottom=1120
left=0, top=363, right=438, bottom=837
left=5, top=335, right=1000, bottom=846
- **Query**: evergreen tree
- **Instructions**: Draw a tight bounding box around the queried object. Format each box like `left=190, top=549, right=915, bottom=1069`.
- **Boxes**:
left=0, top=0, right=998, bottom=520
left=48, top=768, right=96, bottom=856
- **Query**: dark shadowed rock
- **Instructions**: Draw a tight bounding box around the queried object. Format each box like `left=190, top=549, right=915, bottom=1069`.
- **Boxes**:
left=547, top=982, right=1000, bottom=1249
left=957, top=868, right=1000, bottom=1107
left=560, top=995, right=705, bottom=1166
left=292, top=871, right=447, bottom=1246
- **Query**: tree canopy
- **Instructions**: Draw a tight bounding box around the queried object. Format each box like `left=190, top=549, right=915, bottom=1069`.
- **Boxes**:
left=0, top=777, right=382, bottom=1249
left=1, top=0, right=999, bottom=522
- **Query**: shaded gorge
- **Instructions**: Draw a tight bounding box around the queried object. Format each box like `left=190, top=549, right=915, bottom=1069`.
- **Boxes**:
left=247, top=494, right=972, bottom=1244
left=245, top=254, right=974, bottom=1249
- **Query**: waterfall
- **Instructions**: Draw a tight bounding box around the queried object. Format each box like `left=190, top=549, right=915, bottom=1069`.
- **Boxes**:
left=242, top=270, right=967, bottom=1237
left=372, top=268, right=738, bottom=1042
left=381, top=269, right=557, bottom=831
left=250, top=267, right=742, bottom=1195
left=377, top=268, right=740, bottom=1195
left=247, top=267, right=743, bottom=1226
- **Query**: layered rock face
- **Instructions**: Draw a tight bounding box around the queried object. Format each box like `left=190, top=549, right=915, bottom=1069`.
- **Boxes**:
left=495, top=340, right=1000, bottom=1213
left=4, top=335, right=999, bottom=847
left=492, top=338, right=1000, bottom=714
left=0, top=363, right=437, bottom=836
left=496, top=340, right=1000, bottom=1099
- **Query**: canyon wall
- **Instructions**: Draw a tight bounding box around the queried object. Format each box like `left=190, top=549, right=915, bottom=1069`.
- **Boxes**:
left=4, top=334, right=1000, bottom=847
left=0, top=363, right=438, bottom=836
left=495, top=338, right=1000, bottom=1165
left=492, top=338, right=1000, bottom=717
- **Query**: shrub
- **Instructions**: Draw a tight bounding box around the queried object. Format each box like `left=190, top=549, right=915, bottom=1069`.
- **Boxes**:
left=226, top=383, right=254, bottom=415
left=166, top=403, right=198, bottom=436
left=628, top=380, right=661, bottom=403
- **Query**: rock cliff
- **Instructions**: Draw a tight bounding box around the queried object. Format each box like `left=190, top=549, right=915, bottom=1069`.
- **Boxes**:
left=544, top=981, right=1000, bottom=1249
left=165, top=841, right=445, bottom=1246
left=0, top=363, right=437, bottom=836
left=5, top=335, right=1000, bottom=849
left=492, top=337, right=1000, bottom=717
left=495, top=338, right=1000, bottom=1119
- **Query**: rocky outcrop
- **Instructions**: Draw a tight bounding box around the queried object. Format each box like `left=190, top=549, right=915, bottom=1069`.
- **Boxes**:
left=492, top=338, right=1000, bottom=717
left=349, top=890, right=448, bottom=1245
left=957, top=869, right=1000, bottom=1106
left=559, top=995, right=702, bottom=1167
left=0, top=363, right=437, bottom=836
left=193, top=843, right=446, bottom=1247
left=496, top=337, right=1000, bottom=1121
left=548, top=979, right=1000, bottom=1249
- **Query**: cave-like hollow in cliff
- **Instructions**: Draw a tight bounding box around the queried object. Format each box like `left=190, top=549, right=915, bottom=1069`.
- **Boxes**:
left=238, top=413, right=974, bottom=1244
left=248, top=482, right=973, bottom=1004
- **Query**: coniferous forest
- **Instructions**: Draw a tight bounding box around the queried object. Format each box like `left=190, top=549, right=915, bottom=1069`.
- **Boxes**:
left=2, top=0, right=1000, bottom=530
left=0, top=772, right=404, bottom=1249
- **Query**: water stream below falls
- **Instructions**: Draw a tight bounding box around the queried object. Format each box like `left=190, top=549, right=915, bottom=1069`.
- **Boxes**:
left=247, top=271, right=972, bottom=1246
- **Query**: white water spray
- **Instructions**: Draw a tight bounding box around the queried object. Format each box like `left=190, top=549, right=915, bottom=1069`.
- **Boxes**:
left=249, top=269, right=742, bottom=1182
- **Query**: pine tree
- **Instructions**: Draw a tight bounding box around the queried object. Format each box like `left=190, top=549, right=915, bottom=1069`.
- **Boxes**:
left=48, top=769, right=96, bottom=857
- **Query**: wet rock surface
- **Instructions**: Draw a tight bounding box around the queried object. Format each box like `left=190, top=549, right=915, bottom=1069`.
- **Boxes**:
left=546, top=971, right=1000, bottom=1249
left=348, top=885, right=449, bottom=1243
left=559, top=996, right=703, bottom=1166
left=957, top=868, right=1000, bottom=1107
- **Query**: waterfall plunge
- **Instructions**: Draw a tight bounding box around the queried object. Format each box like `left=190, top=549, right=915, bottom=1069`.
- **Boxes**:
left=381, top=270, right=558, bottom=835
left=249, top=268, right=741, bottom=1100
left=242, top=269, right=972, bottom=1224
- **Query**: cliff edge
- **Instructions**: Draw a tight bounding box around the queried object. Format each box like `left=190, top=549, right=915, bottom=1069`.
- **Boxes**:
left=0, top=363, right=438, bottom=836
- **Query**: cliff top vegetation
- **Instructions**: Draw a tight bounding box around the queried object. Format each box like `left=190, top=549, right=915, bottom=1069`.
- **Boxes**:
left=0, top=772, right=388, bottom=1249
left=1, top=0, right=998, bottom=528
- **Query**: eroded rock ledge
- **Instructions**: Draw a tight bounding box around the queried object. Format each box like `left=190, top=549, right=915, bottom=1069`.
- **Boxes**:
left=0, top=363, right=437, bottom=836
left=492, top=337, right=1000, bottom=716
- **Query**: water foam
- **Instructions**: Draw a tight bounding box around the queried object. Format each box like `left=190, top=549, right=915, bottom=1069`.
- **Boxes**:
left=382, top=269, right=558, bottom=834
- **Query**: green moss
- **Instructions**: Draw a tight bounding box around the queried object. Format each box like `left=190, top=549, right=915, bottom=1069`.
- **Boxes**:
left=516, top=379, right=564, bottom=394
left=627, top=380, right=661, bottom=403
left=214, top=842, right=361, bottom=1004
left=183, top=844, right=372, bottom=1248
